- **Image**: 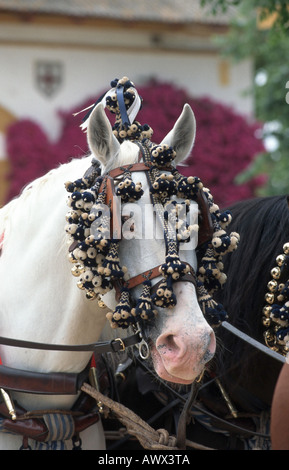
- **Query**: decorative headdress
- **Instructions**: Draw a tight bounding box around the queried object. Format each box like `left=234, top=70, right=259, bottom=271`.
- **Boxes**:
left=65, top=77, right=239, bottom=331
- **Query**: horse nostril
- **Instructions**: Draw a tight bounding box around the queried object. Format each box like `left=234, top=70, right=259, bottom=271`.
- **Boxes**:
left=163, top=334, right=175, bottom=350
left=157, top=333, right=173, bottom=349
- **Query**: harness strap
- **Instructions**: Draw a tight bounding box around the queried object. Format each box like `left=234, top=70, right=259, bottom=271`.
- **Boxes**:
left=196, top=189, right=214, bottom=247
left=108, top=162, right=154, bottom=178
left=0, top=364, right=90, bottom=395
left=113, top=264, right=197, bottom=302
left=0, top=390, right=100, bottom=444
left=126, top=264, right=197, bottom=291
left=221, top=321, right=285, bottom=364
left=0, top=332, right=140, bottom=354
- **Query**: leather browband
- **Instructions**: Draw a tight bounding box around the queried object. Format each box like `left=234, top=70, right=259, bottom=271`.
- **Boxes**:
left=107, top=162, right=154, bottom=178
left=125, top=264, right=197, bottom=292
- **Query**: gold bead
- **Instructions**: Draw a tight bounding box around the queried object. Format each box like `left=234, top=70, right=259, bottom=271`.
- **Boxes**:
left=71, top=264, right=84, bottom=277
left=265, top=293, right=275, bottom=304
left=283, top=243, right=289, bottom=254
left=68, top=253, right=77, bottom=264
left=263, top=317, right=271, bottom=327
left=271, top=266, right=281, bottom=279
left=263, top=305, right=272, bottom=317
left=86, top=290, right=97, bottom=300
left=267, top=280, right=278, bottom=292
left=277, top=254, right=286, bottom=266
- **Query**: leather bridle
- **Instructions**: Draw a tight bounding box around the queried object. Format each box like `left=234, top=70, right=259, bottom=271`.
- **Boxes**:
left=0, top=148, right=216, bottom=449
left=101, top=146, right=214, bottom=299
left=0, top=149, right=213, bottom=395
left=1, top=148, right=281, bottom=450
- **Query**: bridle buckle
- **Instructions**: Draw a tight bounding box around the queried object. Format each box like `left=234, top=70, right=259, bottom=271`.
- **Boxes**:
left=114, top=337, right=126, bottom=352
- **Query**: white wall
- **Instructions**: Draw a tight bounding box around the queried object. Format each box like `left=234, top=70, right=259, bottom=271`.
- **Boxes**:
left=0, top=21, right=253, bottom=157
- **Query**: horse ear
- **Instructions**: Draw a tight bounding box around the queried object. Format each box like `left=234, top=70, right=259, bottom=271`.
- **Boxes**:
left=161, top=104, right=196, bottom=165
left=87, top=103, right=120, bottom=165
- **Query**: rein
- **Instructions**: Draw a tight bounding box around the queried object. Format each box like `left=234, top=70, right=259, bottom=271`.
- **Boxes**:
left=221, top=321, right=285, bottom=364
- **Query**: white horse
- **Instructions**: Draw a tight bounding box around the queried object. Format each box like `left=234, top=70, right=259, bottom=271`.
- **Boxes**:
left=0, top=102, right=216, bottom=449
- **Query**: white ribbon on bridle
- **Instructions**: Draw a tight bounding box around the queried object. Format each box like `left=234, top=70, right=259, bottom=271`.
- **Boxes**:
left=74, top=85, right=142, bottom=131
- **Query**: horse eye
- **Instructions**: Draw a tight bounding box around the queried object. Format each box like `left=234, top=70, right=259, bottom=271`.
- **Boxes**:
left=121, top=212, right=134, bottom=224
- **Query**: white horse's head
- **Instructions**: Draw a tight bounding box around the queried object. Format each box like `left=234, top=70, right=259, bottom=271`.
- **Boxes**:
left=84, top=102, right=216, bottom=384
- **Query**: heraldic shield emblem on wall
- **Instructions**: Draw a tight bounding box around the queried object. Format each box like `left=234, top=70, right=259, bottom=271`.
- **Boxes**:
left=35, top=61, right=63, bottom=98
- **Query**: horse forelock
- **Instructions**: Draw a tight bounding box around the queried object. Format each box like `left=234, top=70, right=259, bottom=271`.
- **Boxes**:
left=101, top=140, right=139, bottom=173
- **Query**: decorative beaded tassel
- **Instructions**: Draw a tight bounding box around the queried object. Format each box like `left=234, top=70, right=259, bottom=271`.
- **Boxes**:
left=98, top=241, right=126, bottom=279
left=196, top=280, right=228, bottom=327
left=150, top=173, right=177, bottom=199
left=106, top=287, right=133, bottom=329
left=152, top=277, right=177, bottom=308
left=152, top=240, right=190, bottom=308
left=194, top=187, right=239, bottom=325
left=131, top=280, right=158, bottom=323
left=150, top=144, right=176, bottom=168
left=116, top=169, right=143, bottom=202
left=106, top=77, right=153, bottom=144
left=197, top=247, right=227, bottom=293
left=172, top=168, right=203, bottom=200
left=197, top=187, right=239, bottom=294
